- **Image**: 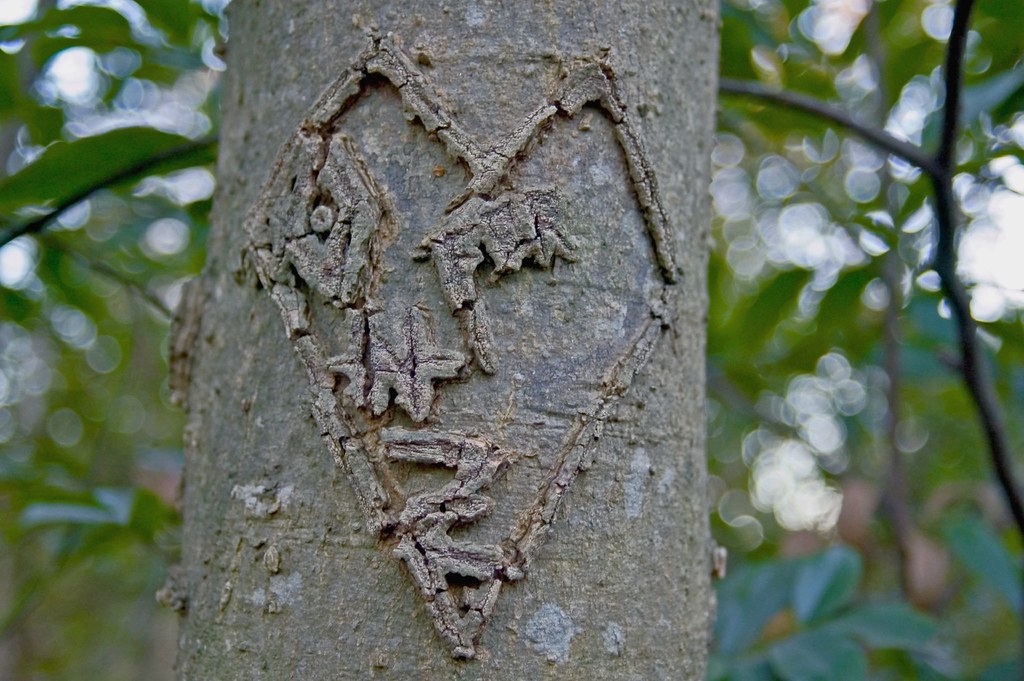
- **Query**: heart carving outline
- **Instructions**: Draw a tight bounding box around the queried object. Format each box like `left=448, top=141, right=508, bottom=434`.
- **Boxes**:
left=244, top=32, right=679, bottom=659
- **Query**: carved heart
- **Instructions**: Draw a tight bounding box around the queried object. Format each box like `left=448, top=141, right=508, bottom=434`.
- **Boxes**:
left=245, top=33, right=678, bottom=659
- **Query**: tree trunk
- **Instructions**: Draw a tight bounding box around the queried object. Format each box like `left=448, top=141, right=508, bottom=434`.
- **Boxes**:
left=174, top=1, right=717, bottom=678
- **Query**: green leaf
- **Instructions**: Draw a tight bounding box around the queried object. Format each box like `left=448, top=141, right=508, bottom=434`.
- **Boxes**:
left=919, top=68, right=1024, bottom=150
left=0, top=453, right=35, bottom=483
left=982, top=318, right=1024, bottom=363
left=707, top=654, right=728, bottom=681
left=24, top=5, right=131, bottom=34
left=94, top=487, right=134, bottom=525
left=0, top=127, right=215, bottom=218
left=16, top=487, right=173, bottom=543
left=780, top=265, right=879, bottom=369
left=769, top=630, right=868, bottom=681
left=961, top=67, right=1024, bottom=127
left=26, top=6, right=138, bottom=65
left=979, top=659, right=1021, bottom=681
left=910, top=656, right=961, bottom=681
left=828, top=603, right=937, bottom=650
left=22, top=102, right=65, bottom=144
left=19, top=502, right=116, bottom=527
left=131, top=59, right=186, bottom=84
left=135, top=0, right=202, bottom=43
left=710, top=654, right=776, bottom=681
left=943, top=514, right=1022, bottom=611
left=725, top=268, right=812, bottom=353
left=792, top=546, right=862, bottom=624
left=811, top=266, right=875, bottom=330
left=715, top=560, right=797, bottom=653
left=720, top=2, right=776, bottom=81
left=128, top=488, right=175, bottom=540
left=0, top=52, right=21, bottom=120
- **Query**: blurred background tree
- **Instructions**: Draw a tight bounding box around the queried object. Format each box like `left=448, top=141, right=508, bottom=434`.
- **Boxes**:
left=0, top=0, right=1020, bottom=679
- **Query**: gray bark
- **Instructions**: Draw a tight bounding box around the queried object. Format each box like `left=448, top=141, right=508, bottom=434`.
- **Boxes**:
left=173, top=1, right=717, bottom=678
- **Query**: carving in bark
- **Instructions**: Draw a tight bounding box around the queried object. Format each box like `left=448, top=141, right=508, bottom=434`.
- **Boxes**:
left=243, top=32, right=678, bottom=659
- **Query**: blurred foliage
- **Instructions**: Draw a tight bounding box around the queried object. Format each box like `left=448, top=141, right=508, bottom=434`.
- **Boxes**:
left=0, top=0, right=221, bottom=678
left=0, top=0, right=1021, bottom=679
left=712, top=0, right=1024, bottom=677
left=710, top=546, right=940, bottom=680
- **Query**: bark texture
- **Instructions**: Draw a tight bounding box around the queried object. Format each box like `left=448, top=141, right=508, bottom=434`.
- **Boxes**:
left=175, top=1, right=717, bottom=678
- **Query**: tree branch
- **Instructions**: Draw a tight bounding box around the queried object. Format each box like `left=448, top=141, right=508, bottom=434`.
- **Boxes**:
left=864, top=1, right=915, bottom=598
left=718, top=78, right=940, bottom=176
left=928, top=0, right=1024, bottom=542
left=933, top=181, right=1023, bottom=529
left=0, top=137, right=216, bottom=250
left=936, top=0, right=973, bottom=174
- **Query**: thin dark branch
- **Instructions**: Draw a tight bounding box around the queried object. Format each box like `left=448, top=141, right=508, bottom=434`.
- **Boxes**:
left=0, top=137, right=216, bottom=249
left=936, top=0, right=974, bottom=174
left=931, top=178, right=1024, bottom=529
left=865, top=1, right=915, bottom=598
left=718, top=78, right=940, bottom=176
left=929, top=0, right=1024, bottom=540
left=881, top=249, right=914, bottom=593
